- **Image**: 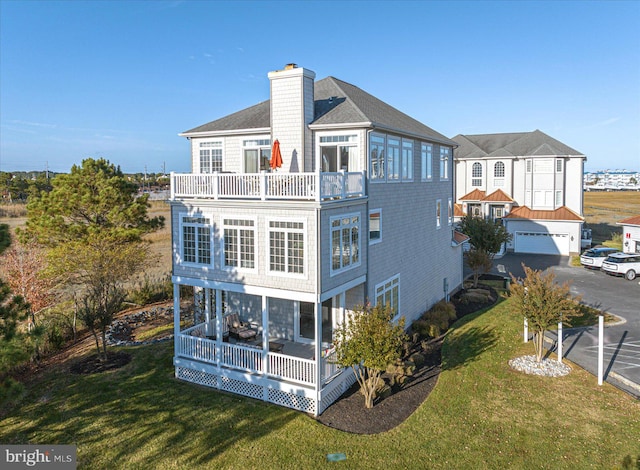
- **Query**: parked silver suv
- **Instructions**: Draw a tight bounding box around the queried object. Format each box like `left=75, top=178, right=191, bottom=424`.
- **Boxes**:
left=601, top=253, right=640, bottom=280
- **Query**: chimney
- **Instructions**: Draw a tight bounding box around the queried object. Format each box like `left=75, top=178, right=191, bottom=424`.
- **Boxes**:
left=268, top=64, right=316, bottom=172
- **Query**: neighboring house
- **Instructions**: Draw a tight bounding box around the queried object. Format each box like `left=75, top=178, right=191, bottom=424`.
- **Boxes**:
left=618, top=215, right=640, bottom=253
left=452, top=130, right=586, bottom=255
left=169, top=64, right=464, bottom=415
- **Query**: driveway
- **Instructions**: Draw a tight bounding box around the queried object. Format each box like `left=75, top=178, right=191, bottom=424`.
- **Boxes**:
left=472, top=253, right=640, bottom=398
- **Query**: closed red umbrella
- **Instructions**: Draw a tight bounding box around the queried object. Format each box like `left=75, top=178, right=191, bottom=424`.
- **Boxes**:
left=270, top=139, right=282, bottom=170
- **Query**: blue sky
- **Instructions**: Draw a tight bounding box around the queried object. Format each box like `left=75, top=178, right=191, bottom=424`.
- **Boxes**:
left=1, top=0, right=639, bottom=174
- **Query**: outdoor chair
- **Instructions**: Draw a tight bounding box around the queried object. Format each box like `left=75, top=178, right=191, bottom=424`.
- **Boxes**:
left=225, top=313, right=258, bottom=341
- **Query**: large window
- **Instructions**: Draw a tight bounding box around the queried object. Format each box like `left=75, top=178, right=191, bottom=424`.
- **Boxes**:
left=369, top=133, right=413, bottom=183
left=440, top=147, right=450, bottom=180
left=369, top=209, right=382, bottom=244
left=370, top=134, right=386, bottom=180
left=494, top=161, right=505, bottom=187
left=181, top=215, right=211, bottom=265
left=331, top=214, right=360, bottom=273
left=375, top=275, right=399, bottom=317
left=472, top=162, right=483, bottom=187
left=269, top=220, right=305, bottom=275
left=243, top=139, right=271, bottom=173
left=223, top=218, right=255, bottom=269
left=320, top=134, right=359, bottom=172
left=401, top=139, right=413, bottom=180
left=387, top=137, right=401, bottom=181
left=199, top=141, right=223, bottom=173
left=421, top=143, right=433, bottom=181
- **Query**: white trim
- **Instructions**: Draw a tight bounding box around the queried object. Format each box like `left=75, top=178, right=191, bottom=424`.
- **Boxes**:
left=319, top=275, right=367, bottom=302
left=180, top=127, right=270, bottom=138
left=177, top=211, right=214, bottom=268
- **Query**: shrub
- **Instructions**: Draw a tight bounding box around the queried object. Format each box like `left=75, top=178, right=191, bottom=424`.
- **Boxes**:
left=126, top=274, right=172, bottom=306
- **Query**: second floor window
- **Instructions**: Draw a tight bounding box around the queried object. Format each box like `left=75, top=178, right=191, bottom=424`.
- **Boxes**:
left=223, top=218, right=255, bottom=269
left=269, top=220, right=305, bottom=275
left=200, top=141, right=223, bottom=173
left=472, top=162, right=483, bottom=186
left=181, top=215, right=211, bottom=265
left=401, top=139, right=413, bottom=180
left=421, top=143, right=433, bottom=181
left=331, top=214, right=360, bottom=273
left=243, top=139, right=271, bottom=173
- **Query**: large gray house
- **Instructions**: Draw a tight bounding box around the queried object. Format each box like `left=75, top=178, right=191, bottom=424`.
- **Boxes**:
left=168, top=64, right=464, bottom=415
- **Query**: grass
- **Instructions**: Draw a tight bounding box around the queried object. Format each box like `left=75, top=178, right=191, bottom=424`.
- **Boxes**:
left=1, top=297, right=639, bottom=469
left=583, top=191, right=640, bottom=245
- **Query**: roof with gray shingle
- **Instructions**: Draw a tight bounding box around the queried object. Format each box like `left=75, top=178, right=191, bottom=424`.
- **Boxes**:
left=451, top=130, right=584, bottom=160
left=182, top=76, right=455, bottom=145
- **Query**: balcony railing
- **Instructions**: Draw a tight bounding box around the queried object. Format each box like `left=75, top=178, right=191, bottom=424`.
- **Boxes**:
left=170, top=171, right=365, bottom=202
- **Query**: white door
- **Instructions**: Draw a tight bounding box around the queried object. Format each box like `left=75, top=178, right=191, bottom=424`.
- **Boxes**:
left=515, top=232, right=570, bottom=255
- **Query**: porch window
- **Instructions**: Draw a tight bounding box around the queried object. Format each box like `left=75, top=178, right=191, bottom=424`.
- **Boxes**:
left=472, top=162, right=482, bottom=187
left=440, top=147, right=450, bottom=180
left=319, top=134, right=358, bottom=172
left=375, top=274, right=399, bottom=318
left=331, top=214, right=360, bottom=273
left=421, top=143, right=433, bottom=181
left=243, top=139, right=271, bottom=173
left=369, top=209, right=382, bottom=244
left=181, top=215, right=211, bottom=265
left=223, top=218, right=256, bottom=269
left=199, top=141, right=223, bottom=173
left=268, top=220, right=305, bottom=275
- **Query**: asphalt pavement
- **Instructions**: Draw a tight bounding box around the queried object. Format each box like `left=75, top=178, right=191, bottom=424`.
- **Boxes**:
left=471, top=253, right=640, bottom=399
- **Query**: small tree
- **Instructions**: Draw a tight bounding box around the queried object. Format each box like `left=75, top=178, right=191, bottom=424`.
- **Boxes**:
left=508, top=264, right=581, bottom=362
left=465, top=248, right=493, bottom=288
left=333, top=303, right=407, bottom=409
left=458, top=214, right=512, bottom=254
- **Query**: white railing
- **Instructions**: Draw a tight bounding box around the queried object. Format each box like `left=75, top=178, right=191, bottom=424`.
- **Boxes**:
left=320, top=348, right=342, bottom=384
left=220, top=343, right=263, bottom=373
left=171, top=172, right=364, bottom=201
left=268, top=352, right=316, bottom=386
left=177, top=334, right=217, bottom=363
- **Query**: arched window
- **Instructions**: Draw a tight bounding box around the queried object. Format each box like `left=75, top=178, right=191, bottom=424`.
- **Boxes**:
left=494, top=161, right=505, bottom=177
left=472, top=162, right=482, bottom=186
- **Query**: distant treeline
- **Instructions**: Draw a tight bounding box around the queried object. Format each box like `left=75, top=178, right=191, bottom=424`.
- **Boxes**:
left=1, top=171, right=170, bottom=202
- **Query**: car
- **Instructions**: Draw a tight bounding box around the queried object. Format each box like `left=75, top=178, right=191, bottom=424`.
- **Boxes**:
left=601, top=252, right=640, bottom=280
left=580, top=247, right=619, bottom=269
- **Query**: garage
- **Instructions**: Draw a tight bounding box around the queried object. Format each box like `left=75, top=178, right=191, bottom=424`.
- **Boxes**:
left=514, top=231, right=570, bottom=255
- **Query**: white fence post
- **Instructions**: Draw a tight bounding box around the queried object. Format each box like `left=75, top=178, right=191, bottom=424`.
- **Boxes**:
left=598, top=315, right=604, bottom=386
left=557, top=321, right=563, bottom=363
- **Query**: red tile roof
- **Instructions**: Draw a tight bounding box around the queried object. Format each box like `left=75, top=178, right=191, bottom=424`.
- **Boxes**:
left=618, top=215, right=640, bottom=226
left=504, top=206, right=584, bottom=221
left=483, top=189, right=514, bottom=202
left=452, top=230, right=470, bottom=245
left=459, top=189, right=486, bottom=201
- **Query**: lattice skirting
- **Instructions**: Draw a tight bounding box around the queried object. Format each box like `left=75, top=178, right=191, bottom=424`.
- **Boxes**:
left=318, top=370, right=356, bottom=415
left=176, top=365, right=330, bottom=415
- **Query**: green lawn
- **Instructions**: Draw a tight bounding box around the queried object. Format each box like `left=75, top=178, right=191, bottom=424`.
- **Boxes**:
left=1, top=298, right=639, bottom=469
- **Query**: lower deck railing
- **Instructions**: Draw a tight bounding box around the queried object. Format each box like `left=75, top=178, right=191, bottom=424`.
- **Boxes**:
left=176, top=327, right=340, bottom=387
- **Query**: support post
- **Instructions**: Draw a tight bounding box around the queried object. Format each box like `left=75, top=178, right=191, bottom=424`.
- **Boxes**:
left=204, top=289, right=211, bottom=336
left=598, top=315, right=604, bottom=386
left=173, top=283, right=181, bottom=357
left=215, top=289, right=222, bottom=369
left=524, top=317, right=528, bottom=343
left=557, top=321, right=563, bottom=363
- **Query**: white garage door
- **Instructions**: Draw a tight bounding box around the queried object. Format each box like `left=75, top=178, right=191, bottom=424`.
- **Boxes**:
left=515, top=232, right=570, bottom=255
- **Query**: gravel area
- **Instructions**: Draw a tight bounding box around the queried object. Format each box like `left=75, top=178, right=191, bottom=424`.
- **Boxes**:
left=508, top=355, right=572, bottom=377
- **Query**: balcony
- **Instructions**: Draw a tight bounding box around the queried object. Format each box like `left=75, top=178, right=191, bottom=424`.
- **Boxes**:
left=170, top=171, right=365, bottom=202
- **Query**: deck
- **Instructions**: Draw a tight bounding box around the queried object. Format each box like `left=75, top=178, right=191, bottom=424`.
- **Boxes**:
left=170, top=171, right=365, bottom=202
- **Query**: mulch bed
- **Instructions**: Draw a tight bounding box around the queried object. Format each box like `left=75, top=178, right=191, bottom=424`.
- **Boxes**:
left=316, top=282, right=498, bottom=434
left=70, top=351, right=132, bottom=375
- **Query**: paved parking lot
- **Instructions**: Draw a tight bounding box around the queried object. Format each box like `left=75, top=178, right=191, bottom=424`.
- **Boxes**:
left=483, top=253, right=640, bottom=398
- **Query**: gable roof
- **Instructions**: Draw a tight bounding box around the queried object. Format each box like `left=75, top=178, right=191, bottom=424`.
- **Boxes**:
left=181, top=76, right=455, bottom=145
left=459, top=189, right=486, bottom=201
left=451, top=130, right=584, bottom=160
left=453, top=203, right=465, bottom=217
left=618, top=215, right=640, bottom=227
left=503, top=206, right=584, bottom=221
left=483, top=189, right=514, bottom=203
left=452, top=230, right=471, bottom=246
